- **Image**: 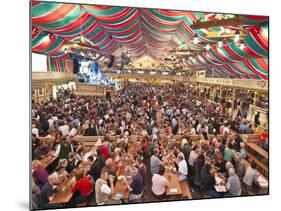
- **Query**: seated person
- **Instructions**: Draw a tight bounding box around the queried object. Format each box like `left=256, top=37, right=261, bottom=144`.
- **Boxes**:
left=95, top=167, right=119, bottom=205
left=105, top=158, right=117, bottom=176
left=70, top=170, right=94, bottom=207
left=32, top=160, right=49, bottom=188
left=50, top=164, right=69, bottom=185
left=33, top=142, right=50, bottom=160
left=151, top=165, right=170, bottom=199
left=129, top=167, right=144, bottom=201
left=39, top=174, right=62, bottom=209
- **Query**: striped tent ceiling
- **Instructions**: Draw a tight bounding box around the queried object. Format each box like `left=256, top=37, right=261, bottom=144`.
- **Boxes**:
left=31, top=1, right=269, bottom=79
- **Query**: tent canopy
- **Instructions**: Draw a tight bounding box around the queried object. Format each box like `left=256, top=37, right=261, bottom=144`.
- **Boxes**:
left=32, top=2, right=268, bottom=79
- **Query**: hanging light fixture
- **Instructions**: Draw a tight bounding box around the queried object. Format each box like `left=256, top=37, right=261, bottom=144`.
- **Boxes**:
left=239, top=42, right=245, bottom=50
left=234, top=30, right=240, bottom=43
left=193, top=34, right=199, bottom=44
left=218, top=41, right=223, bottom=48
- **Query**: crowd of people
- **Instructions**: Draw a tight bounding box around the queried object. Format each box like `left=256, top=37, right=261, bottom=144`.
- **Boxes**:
left=31, top=82, right=268, bottom=209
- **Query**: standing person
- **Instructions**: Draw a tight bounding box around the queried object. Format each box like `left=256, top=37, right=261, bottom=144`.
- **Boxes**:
left=129, top=167, right=144, bottom=201
left=95, top=139, right=110, bottom=160
left=188, top=146, right=199, bottom=182
left=226, top=168, right=241, bottom=196
left=243, top=162, right=258, bottom=192
left=177, top=154, right=188, bottom=181
left=54, top=137, right=73, bottom=160
left=254, top=112, right=260, bottom=127
left=88, top=148, right=106, bottom=181
left=150, top=148, right=163, bottom=176
left=259, top=129, right=268, bottom=150
left=224, top=143, right=235, bottom=163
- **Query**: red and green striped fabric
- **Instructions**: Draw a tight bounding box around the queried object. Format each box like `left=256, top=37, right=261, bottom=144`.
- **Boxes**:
left=47, top=57, right=72, bottom=72
left=32, top=1, right=268, bottom=79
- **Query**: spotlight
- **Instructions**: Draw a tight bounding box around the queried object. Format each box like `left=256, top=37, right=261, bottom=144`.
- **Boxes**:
left=239, top=43, right=245, bottom=50
left=206, top=44, right=211, bottom=50
left=218, top=41, right=223, bottom=48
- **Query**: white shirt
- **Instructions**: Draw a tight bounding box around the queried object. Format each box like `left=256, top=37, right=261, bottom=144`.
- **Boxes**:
left=54, top=143, right=73, bottom=157
left=178, top=160, right=188, bottom=181
left=32, top=128, right=39, bottom=138
left=151, top=174, right=169, bottom=196
left=101, top=183, right=111, bottom=195
left=52, top=116, right=58, bottom=121
left=223, top=126, right=230, bottom=135
left=48, top=119, right=54, bottom=128
left=188, top=150, right=198, bottom=166
left=190, top=128, right=196, bottom=135
left=69, top=128, right=77, bottom=137
left=243, top=167, right=257, bottom=186
left=59, top=125, right=70, bottom=136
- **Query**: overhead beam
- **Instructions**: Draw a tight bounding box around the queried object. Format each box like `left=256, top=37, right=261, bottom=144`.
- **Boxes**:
left=190, top=16, right=245, bottom=29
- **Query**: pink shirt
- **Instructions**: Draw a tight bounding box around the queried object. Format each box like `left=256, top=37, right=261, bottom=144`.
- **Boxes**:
left=151, top=174, right=169, bottom=196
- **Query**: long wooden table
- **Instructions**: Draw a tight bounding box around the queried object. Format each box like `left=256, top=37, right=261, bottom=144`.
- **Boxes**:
left=49, top=145, right=96, bottom=204
left=164, top=168, right=182, bottom=196
left=50, top=162, right=91, bottom=204
left=113, top=159, right=134, bottom=200
left=40, top=154, right=58, bottom=168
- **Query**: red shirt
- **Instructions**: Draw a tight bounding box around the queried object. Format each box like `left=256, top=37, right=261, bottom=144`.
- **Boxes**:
left=72, top=177, right=93, bottom=196
left=100, top=145, right=110, bottom=159
left=259, top=132, right=268, bottom=143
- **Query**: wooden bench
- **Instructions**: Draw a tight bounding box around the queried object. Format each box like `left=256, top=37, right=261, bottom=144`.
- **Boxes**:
left=241, top=134, right=260, bottom=143
left=246, top=142, right=268, bottom=160
left=179, top=180, right=192, bottom=199
left=246, top=152, right=268, bottom=175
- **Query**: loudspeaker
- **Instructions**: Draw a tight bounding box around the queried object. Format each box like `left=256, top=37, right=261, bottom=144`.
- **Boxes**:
left=107, top=55, right=115, bottom=68
left=73, top=58, right=79, bottom=74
